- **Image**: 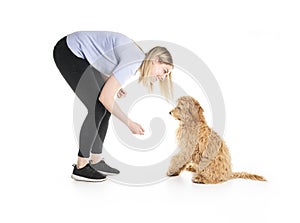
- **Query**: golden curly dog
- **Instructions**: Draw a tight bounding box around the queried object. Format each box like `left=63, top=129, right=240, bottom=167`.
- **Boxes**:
left=167, top=96, right=266, bottom=184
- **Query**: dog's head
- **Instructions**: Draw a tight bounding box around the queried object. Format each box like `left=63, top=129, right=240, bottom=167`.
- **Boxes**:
left=169, top=96, right=204, bottom=122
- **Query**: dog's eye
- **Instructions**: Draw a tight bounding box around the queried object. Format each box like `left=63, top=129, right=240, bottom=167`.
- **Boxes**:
left=177, top=107, right=181, bottom=110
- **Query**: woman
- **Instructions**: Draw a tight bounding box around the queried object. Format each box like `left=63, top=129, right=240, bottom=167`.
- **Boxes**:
left=53, top=31, right=173, bottom=182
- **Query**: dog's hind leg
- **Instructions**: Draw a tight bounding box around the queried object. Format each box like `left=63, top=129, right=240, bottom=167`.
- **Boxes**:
left=192, top=174, right=207, bottom=184
left=192, top=173, right=224, bottom=184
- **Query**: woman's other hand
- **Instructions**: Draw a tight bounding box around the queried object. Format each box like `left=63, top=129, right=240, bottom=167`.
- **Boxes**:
left=117, top=88, right=127, bottom=98
left=128, top=120, right=145, bottom=135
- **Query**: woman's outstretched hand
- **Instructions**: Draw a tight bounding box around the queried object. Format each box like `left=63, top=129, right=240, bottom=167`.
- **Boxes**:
left=128, top=120, right=145, bottom=135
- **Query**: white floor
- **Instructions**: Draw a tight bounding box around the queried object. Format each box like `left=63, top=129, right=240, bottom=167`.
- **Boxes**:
left=4, top=164, right=294, bottom=223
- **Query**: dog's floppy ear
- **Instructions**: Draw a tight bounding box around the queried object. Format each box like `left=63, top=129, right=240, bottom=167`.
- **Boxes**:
left=190, top=97, right=204, bottom=121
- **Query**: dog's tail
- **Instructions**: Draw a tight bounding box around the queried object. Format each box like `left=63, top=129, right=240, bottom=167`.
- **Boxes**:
left=230, top=172, right=266, bottom=181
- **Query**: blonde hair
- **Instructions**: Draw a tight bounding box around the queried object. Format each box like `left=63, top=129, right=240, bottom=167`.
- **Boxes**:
left=138, top=46, right=174, bottom=99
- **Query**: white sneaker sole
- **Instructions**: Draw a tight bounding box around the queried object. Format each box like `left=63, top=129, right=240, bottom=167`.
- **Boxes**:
left=96, top=170, right=120, bottom=176
left=71, top=174, right=107, bottom=182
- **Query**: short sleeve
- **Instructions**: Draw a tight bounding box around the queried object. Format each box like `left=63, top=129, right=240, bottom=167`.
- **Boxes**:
left=112, top=41, right=144, bottom=85
left=113, top=62, right=142, bottom=85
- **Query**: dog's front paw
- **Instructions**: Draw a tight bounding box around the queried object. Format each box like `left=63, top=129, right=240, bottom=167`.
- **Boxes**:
left=167, top=168, right=180, bottom=177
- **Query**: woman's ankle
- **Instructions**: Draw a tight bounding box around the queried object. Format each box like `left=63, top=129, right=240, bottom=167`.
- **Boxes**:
left=77, top=157, right=89, bottom=169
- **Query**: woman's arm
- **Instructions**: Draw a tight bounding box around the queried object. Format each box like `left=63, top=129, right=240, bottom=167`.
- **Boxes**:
left=99, top=75, right=145, bottom=135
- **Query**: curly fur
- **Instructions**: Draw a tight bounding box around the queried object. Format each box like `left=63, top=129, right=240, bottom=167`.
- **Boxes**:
left=167, top=96, right=266, bottom=184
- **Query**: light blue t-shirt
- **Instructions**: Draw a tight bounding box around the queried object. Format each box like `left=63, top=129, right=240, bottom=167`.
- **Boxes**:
left=66, top=31, right=145, bottom=85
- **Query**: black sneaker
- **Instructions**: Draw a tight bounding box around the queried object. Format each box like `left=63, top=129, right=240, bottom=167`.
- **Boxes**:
left=91, top=160, right=120, bottom=175
left=71, top=163, right=107, bottom=182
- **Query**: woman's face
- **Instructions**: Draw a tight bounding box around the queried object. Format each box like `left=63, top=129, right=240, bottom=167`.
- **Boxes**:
left=150, top=58, right=173, bottom=82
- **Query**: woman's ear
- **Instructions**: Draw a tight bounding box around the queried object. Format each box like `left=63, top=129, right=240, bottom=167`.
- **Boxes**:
left=152, top=56, right=160, bottom=64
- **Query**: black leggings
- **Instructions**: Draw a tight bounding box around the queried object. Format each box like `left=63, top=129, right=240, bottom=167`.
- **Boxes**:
left=53, top=36, right=111, bottom=158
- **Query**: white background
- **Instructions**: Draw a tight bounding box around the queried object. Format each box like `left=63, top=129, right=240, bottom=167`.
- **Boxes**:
left=1, top=0, right=300, bottom=222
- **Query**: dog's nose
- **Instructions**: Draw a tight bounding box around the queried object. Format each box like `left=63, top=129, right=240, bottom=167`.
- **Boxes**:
left=169, top=111, right=172, bottom=115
